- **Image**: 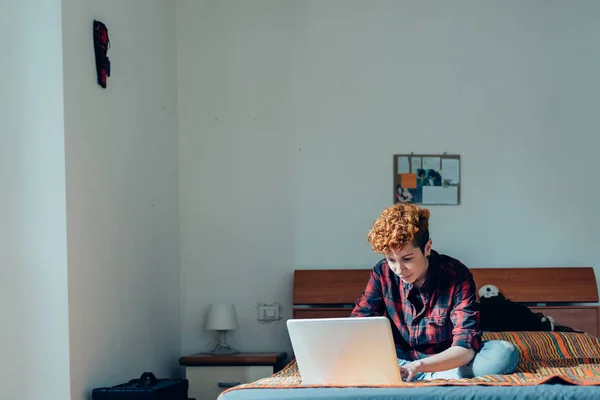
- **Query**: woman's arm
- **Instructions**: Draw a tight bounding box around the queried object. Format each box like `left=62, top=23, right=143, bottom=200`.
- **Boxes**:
left=401, top=347, right=475, bottom=381
left=402, top=272, right=481, bottom=381
left=349, top=266, right=386, bottom=317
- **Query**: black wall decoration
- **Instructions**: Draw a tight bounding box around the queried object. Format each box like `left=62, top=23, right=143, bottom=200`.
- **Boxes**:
left=93, top=20, right=111, bottom=88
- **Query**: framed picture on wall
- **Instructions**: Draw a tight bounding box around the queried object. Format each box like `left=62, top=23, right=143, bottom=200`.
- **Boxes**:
left=393, top=154, right=461, bottom=205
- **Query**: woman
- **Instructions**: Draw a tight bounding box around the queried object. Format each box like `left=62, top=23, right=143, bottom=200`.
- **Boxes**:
left=351, top=203, right=518, bottom=381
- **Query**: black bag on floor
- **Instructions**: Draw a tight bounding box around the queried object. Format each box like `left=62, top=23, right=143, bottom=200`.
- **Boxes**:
left=92, top=372, right=188, bottom=400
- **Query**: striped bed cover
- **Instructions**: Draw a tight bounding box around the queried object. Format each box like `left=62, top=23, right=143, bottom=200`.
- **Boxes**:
left=223, top=332, right=600, bottom=394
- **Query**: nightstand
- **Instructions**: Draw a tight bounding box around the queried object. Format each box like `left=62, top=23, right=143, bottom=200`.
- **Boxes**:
left=179, top=352, right=287, bottom=400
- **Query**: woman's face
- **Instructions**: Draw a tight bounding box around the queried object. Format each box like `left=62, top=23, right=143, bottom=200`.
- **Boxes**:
left=384, top=240, right=432, bottom=286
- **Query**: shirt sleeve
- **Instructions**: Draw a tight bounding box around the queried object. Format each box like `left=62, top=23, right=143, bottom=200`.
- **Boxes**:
left=349, top=267, right=386, bottom=317
left=450, top=272, right=482, bottom=352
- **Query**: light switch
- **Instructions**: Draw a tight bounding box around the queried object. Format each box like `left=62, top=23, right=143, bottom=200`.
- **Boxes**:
left=258, top=305, right=280, bottom=321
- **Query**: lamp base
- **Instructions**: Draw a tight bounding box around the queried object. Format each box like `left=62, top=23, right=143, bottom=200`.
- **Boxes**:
left=210, top=343, right=240, bottom=355
left=210, top=330, right=240, bottom=355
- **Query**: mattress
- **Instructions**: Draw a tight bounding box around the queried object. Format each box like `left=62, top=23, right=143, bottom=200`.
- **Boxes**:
left=219, top=384, right=600, bottom=400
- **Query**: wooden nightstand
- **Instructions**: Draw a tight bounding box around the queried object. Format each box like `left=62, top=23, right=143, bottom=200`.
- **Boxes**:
left=179, top=352, right=287, bottom=400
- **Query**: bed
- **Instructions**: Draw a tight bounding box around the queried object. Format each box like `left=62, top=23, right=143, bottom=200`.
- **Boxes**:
left=220, top=267, right=600, bottom=400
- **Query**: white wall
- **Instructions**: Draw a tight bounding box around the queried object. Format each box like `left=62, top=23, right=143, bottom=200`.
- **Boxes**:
left=62, top=1, right=181, bottom=398
left=178, top=0, right=600, bottom=357
left=0, top=1, right=71, bottom=399
left=177, top=0, right=300, bottom=355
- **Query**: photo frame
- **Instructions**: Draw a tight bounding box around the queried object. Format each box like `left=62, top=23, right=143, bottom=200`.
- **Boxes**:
left=393, top=154, right=461, bottom=205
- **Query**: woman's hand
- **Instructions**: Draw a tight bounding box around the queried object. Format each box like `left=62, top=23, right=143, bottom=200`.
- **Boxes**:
left=400, top=360, right=424, bottom=381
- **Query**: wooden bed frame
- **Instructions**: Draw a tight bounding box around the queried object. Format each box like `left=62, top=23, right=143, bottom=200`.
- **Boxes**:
left=292, top=267, right=600, bottom=336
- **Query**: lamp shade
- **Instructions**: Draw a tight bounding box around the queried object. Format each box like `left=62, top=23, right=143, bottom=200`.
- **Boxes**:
left=205, top=303, right=238, bottom=331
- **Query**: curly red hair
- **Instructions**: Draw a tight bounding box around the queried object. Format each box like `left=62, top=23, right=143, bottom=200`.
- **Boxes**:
left=366, top=203, right=430, bottom=254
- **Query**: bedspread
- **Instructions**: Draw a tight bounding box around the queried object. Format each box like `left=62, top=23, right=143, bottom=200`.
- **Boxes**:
left=222, top=332, right=600, bottom=395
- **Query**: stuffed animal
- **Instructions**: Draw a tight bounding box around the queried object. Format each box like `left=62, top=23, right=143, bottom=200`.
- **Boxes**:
left=477, top=284, right=554, bottom=332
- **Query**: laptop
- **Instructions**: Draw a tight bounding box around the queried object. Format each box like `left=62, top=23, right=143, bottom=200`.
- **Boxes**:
left=286, top=316, right=402, bottom=385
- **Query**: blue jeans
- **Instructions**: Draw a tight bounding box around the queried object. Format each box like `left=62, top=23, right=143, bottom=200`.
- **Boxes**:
left=397, top=340, right=519, bottom=381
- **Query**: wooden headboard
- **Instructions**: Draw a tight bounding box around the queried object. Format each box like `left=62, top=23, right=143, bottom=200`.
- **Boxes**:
left=292, top=267, right=600, bottom=336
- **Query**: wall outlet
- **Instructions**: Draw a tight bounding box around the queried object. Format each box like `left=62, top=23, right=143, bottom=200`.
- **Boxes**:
left=257, top=303, right=280, bottom=322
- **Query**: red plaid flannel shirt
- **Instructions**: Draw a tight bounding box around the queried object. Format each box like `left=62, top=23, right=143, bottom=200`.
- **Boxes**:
left=350, top=250, right=482, bottom=360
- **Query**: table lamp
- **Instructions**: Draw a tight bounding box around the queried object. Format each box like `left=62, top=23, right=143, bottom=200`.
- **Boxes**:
left=205, top=303, right=240, bottom=354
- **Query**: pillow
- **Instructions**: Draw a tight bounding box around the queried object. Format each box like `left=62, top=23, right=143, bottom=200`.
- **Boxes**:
left=482, top=331, right=600, bottom=370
